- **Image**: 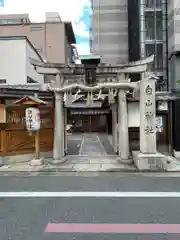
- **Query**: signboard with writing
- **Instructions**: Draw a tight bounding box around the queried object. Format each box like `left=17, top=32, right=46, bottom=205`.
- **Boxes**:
left=144, top=84, right=155, bottom=135
left=156, top=116, right=163, bottom=132
left=140, top=78, right=156, bottom=154
left=25, top=108, right=41, bottom=131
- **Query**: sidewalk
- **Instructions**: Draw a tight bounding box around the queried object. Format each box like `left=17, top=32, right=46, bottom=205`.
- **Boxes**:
left=0, top=156, right=137, bottom=173
left=1, top=155, right=180, bottom=173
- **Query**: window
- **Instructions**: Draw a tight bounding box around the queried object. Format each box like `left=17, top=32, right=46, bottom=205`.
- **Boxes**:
left=145, top=12, right=155, bottom=40
left=31, top=26, right=43, bottom=31
left=156, top=0, right=162, bottom=8
left=156, top=11, right=163, bottom=40
left=0, top=19, right=25, bottom=24
left=156, top=43, right=163, bottom=71
left=145, top=43, right=163, bottom=72
left=0, top=79, right=6, bottom=84
left=145, top=0, right=155, bottom=8
left=145, top=43, right=155, bottom=56
left=156, top=76, right=165, bottom=91
left=144, top=11, right=163, bottom=40
left=145, top=44, right=155, bottom=70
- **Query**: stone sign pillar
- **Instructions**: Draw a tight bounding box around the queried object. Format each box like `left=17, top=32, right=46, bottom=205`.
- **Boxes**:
left=140, top=77, right=156, bottom=154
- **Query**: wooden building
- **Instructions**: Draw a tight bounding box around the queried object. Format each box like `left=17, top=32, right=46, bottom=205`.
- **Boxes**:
left=0, top=86, right=54, bottom=157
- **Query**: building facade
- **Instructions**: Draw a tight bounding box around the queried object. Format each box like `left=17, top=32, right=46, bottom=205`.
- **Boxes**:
left=0, top=36, right=44, bottom=85
left=139, top=0, right=167, bottom=84
left=90, top=0, right=168, bottom=89
left=0, top=13, right=77, bottom=64
left=90, top=0, right=129, bottom=64
left=168, top=0, right=180, bottom=91
left=167, top=0, right=180, bottom=157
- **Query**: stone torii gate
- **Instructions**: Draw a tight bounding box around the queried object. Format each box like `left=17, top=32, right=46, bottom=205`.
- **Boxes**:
left=29, top=55, right=157, bottom=165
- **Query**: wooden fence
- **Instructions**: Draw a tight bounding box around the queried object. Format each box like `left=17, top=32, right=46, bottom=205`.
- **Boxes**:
left=0, top=105, right=54, bottom=156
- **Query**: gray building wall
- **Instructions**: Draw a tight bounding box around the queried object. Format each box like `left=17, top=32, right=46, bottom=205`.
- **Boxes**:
left=168, top=0, right=180, bottom=91
left=90, top=0, right=128, bottom=64
left=168, top=0, right=175, bottom=55
left=168, top=0, right=180, bottom=55
left=168, top=55, right=180, bottom=90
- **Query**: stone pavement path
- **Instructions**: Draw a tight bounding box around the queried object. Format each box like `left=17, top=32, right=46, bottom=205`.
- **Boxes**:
left=79, top=134, right=106, bottom=156
left=68, top=133, right=115, bottom=156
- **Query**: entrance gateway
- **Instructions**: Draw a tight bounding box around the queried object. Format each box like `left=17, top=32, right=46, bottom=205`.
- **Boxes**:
left=30, top=55, right=173, bottom=168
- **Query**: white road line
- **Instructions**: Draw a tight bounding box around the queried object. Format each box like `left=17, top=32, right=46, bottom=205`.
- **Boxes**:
left=1, top=192, right=180, bottom=197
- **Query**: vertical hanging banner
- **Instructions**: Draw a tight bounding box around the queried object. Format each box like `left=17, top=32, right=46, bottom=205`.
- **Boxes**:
left=0, top=0, right=4, bottom=7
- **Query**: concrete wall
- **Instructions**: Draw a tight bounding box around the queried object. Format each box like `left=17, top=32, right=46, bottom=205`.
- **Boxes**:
left=168, top=0, right=180, bottom=55
left=168, top=55, right=176, bottom=90
left=169, top=55, right=180, bottom=91
left=91, top=0, right=128, bottom=64
left=0, top=39, right=26, bottom=84
left=26, top=40, right=44, bottom=84
left=0, top=38, right=43, bottom=85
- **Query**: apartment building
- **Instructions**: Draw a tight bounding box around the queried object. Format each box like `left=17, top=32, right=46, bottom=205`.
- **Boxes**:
left=0, top=13, right=77, bottom=64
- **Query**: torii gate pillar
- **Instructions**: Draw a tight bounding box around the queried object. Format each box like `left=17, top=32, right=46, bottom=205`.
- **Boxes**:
left=52, top=74, right=66, bottom=164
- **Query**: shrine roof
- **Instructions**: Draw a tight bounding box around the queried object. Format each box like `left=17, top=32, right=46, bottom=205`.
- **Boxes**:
left=13, top=96, right=48, bottom=105
left=0, top=85, right=52, bottom=99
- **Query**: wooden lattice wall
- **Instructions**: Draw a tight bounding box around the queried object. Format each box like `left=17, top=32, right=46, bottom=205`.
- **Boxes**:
left=0, top=105, right=54, bottom=156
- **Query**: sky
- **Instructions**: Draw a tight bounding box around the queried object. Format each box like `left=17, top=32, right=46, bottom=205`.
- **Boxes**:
left=0, top=0, right=91, bottom=55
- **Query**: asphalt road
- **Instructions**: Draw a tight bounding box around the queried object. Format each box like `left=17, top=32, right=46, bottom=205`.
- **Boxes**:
left=1, top=173, right=180, bottom=239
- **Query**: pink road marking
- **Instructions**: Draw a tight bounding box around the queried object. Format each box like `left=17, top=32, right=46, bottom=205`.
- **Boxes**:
left=45, top=223, right=180, bottom=233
